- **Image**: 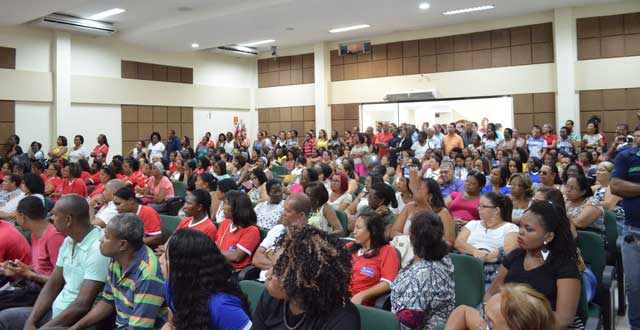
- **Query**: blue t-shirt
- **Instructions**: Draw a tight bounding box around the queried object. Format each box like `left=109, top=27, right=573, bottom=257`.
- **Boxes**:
left=526, top=137, right=547, bottom=158
left=612, top=146, right=640, bottom=227
left=481, top=185, right=511, bottom=195
left=164, top=281, right=251, bottom=330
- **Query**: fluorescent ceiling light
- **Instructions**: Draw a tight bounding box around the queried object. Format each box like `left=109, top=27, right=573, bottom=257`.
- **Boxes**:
left=191, top=43, right=200, bottom=48
left=239, top=39, right=276, bottom=47
left=329, top=24, right=370, bottom=33
left=419, top=2, right=431, bottom=10
left=443, top=5, right=494, bottom=15
left=87, top=8, right=126, bottom=20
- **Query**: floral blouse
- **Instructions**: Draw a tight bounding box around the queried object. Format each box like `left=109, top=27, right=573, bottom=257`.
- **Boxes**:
left=391, top=256, right=455, bottom=330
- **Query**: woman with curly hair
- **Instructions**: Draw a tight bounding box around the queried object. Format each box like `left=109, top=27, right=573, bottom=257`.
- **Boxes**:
left=253, top=226, right=360, bottom=329
left=160, top=229, right=251, bottom=330
left=348, top=211, right=400, bottom=306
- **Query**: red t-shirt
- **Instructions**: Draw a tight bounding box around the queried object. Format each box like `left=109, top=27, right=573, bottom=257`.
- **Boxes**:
left=81, top=171, right=91, bottom=182
left=89, top=183, right=105, bottom=198
left=215, top=219, right=260, bottom=270
left=177, top=216, right=218, bottom=242
left=136, top=205, right=162, bottom=237
left=375, top=132, right=393, bottom=157
left=542, top=134, right=557, bottom=148
left=39, top=174, right=48, bottom=184
left=89, top=171, right=102, bottom=185
left=0, top=220, right=31, bottom=264
left=31, top=225, right=66, bottom=275
left=122, top=171, right=143, bottom=188
left=93, top=144, right=109, bottom=160
left=348, top=244, right=400, bottom=306
left=62, top=178, right=88, bottom=197
left=448, top=192, right=480, bottom=222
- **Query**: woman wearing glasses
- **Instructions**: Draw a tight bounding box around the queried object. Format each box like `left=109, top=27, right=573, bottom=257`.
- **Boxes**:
left=454, top=192, right=519, bottom=284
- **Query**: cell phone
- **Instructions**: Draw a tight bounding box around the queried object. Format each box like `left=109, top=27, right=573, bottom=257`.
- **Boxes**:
left=403, top=167, right=410, bottom=178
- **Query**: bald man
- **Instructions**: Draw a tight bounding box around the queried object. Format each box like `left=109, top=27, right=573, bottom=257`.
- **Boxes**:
left=252, top=193, right=312, bottom=281
left=90, top=179, right=128, bottom=227
left=0, top=194, right=110, bottom=330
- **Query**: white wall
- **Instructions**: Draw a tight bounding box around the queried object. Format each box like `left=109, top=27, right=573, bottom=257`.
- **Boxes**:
left=59, top=104, right=123, bottom=158
left=0, top=26, right=51, bottom=72
left=193, top=108, right=252, bottom=144
left=15, top=102, right=52, bottom=154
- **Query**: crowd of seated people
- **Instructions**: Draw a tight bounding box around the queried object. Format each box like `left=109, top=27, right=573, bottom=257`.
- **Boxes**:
left=0, top=112, right=638, bottom=330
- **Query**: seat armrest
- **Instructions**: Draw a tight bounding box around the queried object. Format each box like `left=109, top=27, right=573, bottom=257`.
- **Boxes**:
left=238, top=265, right=261, bottom=281
left=603, top=265, right=616, bottom=288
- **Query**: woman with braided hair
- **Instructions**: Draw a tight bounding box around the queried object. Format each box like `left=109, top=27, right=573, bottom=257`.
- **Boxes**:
left=253, top=225, right=360, bottom=330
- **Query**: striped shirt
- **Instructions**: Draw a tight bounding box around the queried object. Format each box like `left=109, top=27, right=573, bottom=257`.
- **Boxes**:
left=102, top=246, right=168, bottom=329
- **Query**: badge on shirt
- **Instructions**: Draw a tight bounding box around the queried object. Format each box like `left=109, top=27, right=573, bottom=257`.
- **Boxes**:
left=228, top=246, right=237, bottom=252
left=360, top=266, right=375, bottom=277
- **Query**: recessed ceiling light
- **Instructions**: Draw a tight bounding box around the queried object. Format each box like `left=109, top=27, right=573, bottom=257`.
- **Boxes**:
left=87, top=8, right=126, bottom=20
left=285, top=27, right=295, bottom=31
left=191, top=43, right=200, bottom=48
left=177, top=6, right=193, bottom=12
left=239, top=39, right=276, bottom=47
left=443, top=5, right=495, bottom=15
left=329, top=24, right=370, bottom=33
left=419, top=2, right=431, bottom=10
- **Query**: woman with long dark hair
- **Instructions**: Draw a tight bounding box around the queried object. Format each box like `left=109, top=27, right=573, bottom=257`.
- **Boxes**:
left=91, top=134, right=109, bottom=162
left=216, top=191, right=260, bottom=270
left=160, top=229, right=251, bottom=330
left=348, top=211, right=400, bottom=306
left=485, top=201, right=583, bottom=329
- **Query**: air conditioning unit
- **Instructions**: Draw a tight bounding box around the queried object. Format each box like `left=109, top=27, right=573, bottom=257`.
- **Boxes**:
left=216, top=45, right=258, bottom=57
left=338, top=41, right=371, bottom=56
left=384, top=90, right=439, bottom=102
left=32, top=13, right=116, bottom=36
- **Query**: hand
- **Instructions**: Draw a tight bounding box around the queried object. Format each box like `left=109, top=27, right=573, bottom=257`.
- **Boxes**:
left=350, top=292, right=366, bottom=305
left=24, top=321, right=37, bottom=330
left=0, top=261, right=14, bottom=277
left=375, top=205, right=389, bottom=217
left=155, top=245, right=166, bottom=257
left=472, top=250, right=488, bottom=261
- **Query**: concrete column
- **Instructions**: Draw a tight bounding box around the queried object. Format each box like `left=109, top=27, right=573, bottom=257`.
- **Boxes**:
left=52, top=31, right=71, bottom=138
left=249, top=61, right=259, bottom=145
left=313, top=42, right=331, bottom=132
left=553, top=8, right=580, bottom=132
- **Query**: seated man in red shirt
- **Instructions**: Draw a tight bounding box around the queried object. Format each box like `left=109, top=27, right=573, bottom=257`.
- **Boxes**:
left=0, top=196, right=66, bottom=308
left=112, top=187, right=162, bottom=248
left=0, top=220, right=31, bottom=267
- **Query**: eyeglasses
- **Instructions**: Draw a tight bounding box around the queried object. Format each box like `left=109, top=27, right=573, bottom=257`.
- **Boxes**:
left=540, top=171, right=549, bottom=175
left=478, top=204, right=497, bottom=209
left=565, top=185, right=580, bottom=191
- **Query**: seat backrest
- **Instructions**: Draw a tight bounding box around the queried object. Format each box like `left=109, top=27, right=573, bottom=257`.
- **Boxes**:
left=335, top=209, right=349, bottom=236
left=172, top=181, right=187, bottom=198
left=603, top=211, right=618, bottom=254
left=239, top=280, right=265, bottom=317
left=271, top=166, right=289, bottom=178
left=160, top=215, right=182, bottom=243
left=359, top=176, right=367, bottom=185
left=577, top=230, right=605, bottom=284
left=356, top=304, right=399, bottom=330
left=259, top=227, right=269, bottom=240
left=449, top=253, right=485, bottom=307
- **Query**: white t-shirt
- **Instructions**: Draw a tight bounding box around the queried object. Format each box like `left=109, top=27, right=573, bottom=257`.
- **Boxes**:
left=411, top=141, right=429, bottom=160
left=328, top=193, right=353, bottom=210
left=95, top=201, right=118, bottom=225
left=147, top=142, right=166, bottom=159
left=426, top=136, right=442, bottom=150
left=464, top=220, right=518, bottom=251
left=526, top=137, right=547, bottom=158
left=258, top=224, right=287, bottom=281
left=68, top=147, right=89, bottom=163
left=224, top=141, right=235, bottom=154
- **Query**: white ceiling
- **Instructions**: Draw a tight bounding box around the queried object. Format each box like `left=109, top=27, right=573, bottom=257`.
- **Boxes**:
left=0, top=0, right=622, bottom=53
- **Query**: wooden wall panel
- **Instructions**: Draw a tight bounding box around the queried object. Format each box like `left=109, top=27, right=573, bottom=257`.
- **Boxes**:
left=579, top=88, right=640, bottom=138
left=123, top=61, right=192, bottom=84
left=512, top=93, right=557, bottom=133
left=122, top=105, right=193, bottom=153
left=122, top=105, right=138, bottom=122
left=121, top=61, right=138, bottom=79
left=578, top=12, right=640, bottom=60
left=0, top=101, right=15, bottom=122
left=167, top=67, right=181, bottom=83
left=329, top=23, right=554, bottom=81
left=257, top=106, right=316, bottom=138
left=138, top=63, right=153, bottom=80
